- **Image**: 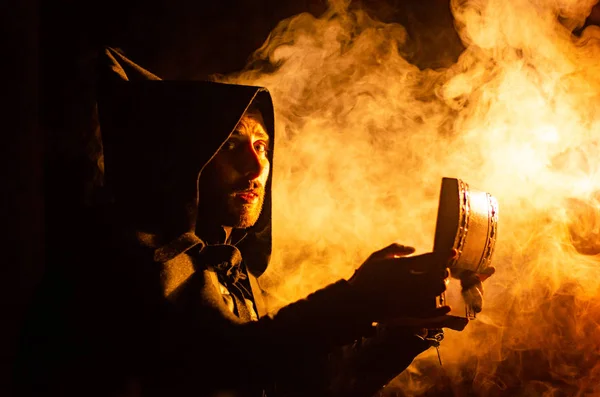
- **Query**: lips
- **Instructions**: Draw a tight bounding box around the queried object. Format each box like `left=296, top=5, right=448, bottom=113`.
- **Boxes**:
left=234, top=190, right=260, bottom=203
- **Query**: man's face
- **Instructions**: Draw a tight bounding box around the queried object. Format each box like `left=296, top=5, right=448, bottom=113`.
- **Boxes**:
left=200, top=111, right=271, bottom=229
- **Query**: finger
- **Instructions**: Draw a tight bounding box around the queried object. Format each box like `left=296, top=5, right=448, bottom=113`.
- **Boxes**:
left=400, top=250, right=456, bottom=273
left=478, top=266, right=496, bottom=282
left=415, top=269, right=450, bottom=294
left=428, top=279, right=449, bottom=297
left=392, top=315, right=468, bottom=331
left=370, top=243, right=416, bottom=261
left=438, top=315, right=469, bottom=331
left=385, top=308, right=467, bottom=329
left=433, top=267, right=451, bottom=281
left=418, top=306, right=452, bottom=317
left=402, top=264, right=450, bottom=293
left=413, top=327, right=428, bottom=339
left=385, top=306, right=452, bottom=321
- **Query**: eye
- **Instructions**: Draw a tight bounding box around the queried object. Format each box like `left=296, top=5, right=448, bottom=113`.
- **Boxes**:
left=223, top=139, right=238, bottom=151
left=254, top=141, right=270, bottom=155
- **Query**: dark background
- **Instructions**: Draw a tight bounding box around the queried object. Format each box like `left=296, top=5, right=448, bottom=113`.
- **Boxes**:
left=2, top=1, right=599, bottom=396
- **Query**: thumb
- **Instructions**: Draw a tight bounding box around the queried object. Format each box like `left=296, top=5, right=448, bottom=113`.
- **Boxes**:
left=401, top=249, right=457, bottom=272
left=478, top=266, right=496, bottom=282
left=370, top=243, right=416, bottom=260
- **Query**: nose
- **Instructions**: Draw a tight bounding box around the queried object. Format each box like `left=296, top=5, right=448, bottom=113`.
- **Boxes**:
left=238, top=143, right=266, bottom=180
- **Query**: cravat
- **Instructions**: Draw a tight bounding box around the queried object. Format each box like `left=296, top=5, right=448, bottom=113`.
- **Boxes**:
left=196, top=244, right=254, bottom=322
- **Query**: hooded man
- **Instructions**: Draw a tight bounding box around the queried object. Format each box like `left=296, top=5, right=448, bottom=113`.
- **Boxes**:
left=14, top=47, right=485, bottom=397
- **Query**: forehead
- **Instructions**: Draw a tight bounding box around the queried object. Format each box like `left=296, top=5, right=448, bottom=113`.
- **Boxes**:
left=232, top=112, right=269, bottom=141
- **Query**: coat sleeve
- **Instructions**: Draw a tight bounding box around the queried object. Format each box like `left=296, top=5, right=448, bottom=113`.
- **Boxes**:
left=13, top=250, right=426, bottom=397
left=160, top=268, right=435, bottom=397
left=156, top=268, right=377, bottom=396
left=326, top=327, right=432, bottom=397
left=263, top=323, right=434, bottom=397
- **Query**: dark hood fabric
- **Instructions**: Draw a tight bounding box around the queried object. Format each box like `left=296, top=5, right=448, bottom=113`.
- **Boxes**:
left=96, top=47, right=274, bottom=276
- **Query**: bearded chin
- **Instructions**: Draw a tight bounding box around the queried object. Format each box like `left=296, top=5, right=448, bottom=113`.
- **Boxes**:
left=223, top=195, right=265, bottom=229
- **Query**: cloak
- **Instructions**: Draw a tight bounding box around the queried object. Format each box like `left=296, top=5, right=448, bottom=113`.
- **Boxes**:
left=98, top=47, right=378, bottom=396
left=13, top=47, right=433, bottom=397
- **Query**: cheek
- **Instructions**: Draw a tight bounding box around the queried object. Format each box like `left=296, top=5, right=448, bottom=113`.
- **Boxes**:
left=259, top=161, right=270, bottom=186
left=212, top=157, right=239, bottom=185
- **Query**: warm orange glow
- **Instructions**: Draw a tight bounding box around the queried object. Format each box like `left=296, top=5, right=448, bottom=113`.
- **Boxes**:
left=219, top=0, right=600, bottom=394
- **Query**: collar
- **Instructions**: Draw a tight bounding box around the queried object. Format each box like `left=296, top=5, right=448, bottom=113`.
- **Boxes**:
left=197, top=224, right=249, bottom=247
left=125, top=229, right=205, bottom=263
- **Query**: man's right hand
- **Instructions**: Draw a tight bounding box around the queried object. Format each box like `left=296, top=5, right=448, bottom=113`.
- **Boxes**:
left=349, top=243, right=454, bottom=322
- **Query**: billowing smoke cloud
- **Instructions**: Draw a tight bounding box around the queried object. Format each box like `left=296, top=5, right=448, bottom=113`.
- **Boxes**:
left=219, top=0, right=600, bottom=394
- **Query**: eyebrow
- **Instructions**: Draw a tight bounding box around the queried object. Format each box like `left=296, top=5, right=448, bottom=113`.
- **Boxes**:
left=231, top=125, right=270, bottom=142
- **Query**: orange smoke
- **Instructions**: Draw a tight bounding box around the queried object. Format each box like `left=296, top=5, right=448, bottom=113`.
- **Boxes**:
left=219, top=0, right=600, bottom=394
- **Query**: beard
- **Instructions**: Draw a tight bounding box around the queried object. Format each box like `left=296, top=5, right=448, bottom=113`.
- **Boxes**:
left=198, top=176, right=266, bottom=230
left=221, top=188, right=266, bottom=229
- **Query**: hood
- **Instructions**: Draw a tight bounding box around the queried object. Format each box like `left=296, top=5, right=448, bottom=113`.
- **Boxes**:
left=96, top=47, right=274, bottom=276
